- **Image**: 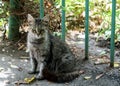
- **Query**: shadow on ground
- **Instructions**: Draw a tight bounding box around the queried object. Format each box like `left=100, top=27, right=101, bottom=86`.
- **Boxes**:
left=0, top=31, right=120, bottom=86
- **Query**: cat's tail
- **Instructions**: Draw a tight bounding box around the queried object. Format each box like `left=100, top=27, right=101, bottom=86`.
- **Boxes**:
left=42, top=68, right=83, bottom=83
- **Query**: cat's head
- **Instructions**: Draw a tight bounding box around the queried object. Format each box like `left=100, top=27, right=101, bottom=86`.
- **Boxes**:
left=27, top=14, right=49, bottom=36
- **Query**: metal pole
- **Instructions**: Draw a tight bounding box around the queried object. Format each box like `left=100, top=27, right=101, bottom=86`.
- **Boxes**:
left=85, top=0, right=89, bottom=60
left=110, top=0, right=116, bottom=67
left=61, top=0, right=66, bottom=41
left=8, top=0, right=20, bottom=41
left=40, top=0, right=44, bottom=19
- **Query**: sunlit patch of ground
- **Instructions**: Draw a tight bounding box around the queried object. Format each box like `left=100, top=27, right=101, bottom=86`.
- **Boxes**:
left=0, top=31, right=120, bottom=86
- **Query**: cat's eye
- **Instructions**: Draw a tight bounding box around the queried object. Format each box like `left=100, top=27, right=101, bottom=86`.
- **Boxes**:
left=29, top=23, right=32, bottom=26
left=33, top=31, right=36, bottom=33
left=40, top=30, right=44, bottom=34
left=40, top=31, right=42, bottom=34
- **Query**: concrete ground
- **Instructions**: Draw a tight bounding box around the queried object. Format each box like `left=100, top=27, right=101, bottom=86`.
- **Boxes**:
left=0, top=53, right=120, bottom=86
left=0, top=31, right=120, bottom=86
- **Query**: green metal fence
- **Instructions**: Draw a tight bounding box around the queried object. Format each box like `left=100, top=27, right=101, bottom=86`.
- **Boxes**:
left=40, top=0, right=116, bottom=67
left=110, top=0, right=116, bottom=67
left=61, top=0, right=66, bottom=41
left=40, top=0, right=44, bottom=19
left=8, top=0, right=20, bottom=41
left=85, top=0, right=89, bottom=60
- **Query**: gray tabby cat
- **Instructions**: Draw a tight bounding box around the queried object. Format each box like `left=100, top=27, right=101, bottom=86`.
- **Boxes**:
left=27, top=14, right=80, bottom=82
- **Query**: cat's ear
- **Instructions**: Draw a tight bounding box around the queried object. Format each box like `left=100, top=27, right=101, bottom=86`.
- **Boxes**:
left=42, top=14, right=49, bottom=22
left=27, top=14, right=34, bottom=22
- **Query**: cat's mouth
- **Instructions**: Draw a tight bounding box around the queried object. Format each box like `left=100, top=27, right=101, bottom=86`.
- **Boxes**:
left=36, top=33, right=40, bottom=36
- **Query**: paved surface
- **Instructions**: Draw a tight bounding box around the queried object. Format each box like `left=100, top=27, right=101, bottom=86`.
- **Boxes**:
left=0, top=31, right=120, bottom=86
left=0, top=54, right=120, bottom=86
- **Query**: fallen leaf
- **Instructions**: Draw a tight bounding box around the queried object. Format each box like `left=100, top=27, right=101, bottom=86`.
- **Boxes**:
left=4, top=80, right=10, bottom=84
left=14, top=76, right=35, bottom=85
left=18, top=44, right=25, bottom=50
left=84, top=76, right=91, bottom=80
left=10, top=65, right=19, bottom=69
left=20, top=56, right=29, bottom=59
left=95, top=73, right=104, bottom=80
left=114, top=63, right=119, bottom=68
left=14, top=80, right=26, bottom=85
left=99, top=51, right=106, bottom=55
left=0, top=67, right=4, bottom=72
left=94, top=56, right=110, bottom=65
left=94, top=61, right=110, bottom=65
left=24, top=76, right=35, bottom=84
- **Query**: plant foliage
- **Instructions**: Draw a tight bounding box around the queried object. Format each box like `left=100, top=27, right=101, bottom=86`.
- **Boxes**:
left=1, top=0, right=120, bottom=42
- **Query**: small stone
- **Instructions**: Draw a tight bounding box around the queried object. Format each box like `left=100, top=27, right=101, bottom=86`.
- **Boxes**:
left=12, top=50, right=15, bottom=52
left=2, top=49, right=5, bottom=52
left=65, top=83, right=69, bottom=85
left=4, top=80, right=10, bottom=84
left=10, top=54, right=13, bottom=57
left=0, top=67, right=4, bottom=72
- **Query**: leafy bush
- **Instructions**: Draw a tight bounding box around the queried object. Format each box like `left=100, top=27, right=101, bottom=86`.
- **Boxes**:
left=98, top=0, right=120, bottom=42
left=1, top=0, right=120, bottom=42
left=0, top=1, right=9, bottom=30
left=55, top=0, right=120, bottom=42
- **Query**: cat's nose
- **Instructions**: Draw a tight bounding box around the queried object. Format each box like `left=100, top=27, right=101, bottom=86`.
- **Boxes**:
left=36, top=31, right=39, bottom=36
left=37, top=33, right=40, bottom=36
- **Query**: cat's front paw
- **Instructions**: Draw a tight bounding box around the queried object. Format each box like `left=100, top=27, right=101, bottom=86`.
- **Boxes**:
left=35, top=75, right=44, bottom=80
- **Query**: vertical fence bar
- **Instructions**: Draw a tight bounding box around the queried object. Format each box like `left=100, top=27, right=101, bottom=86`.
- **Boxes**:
left=85, top=0, right=89, bottom=60
left=8, top=0, right=20, bottom=41
left=110, top=0, right=116, bottom=67
left=40, top=0, right=44, bottom=19
left=61, top=0, right=66, bottom=41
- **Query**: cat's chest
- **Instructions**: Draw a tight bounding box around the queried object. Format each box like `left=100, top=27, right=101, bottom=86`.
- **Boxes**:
left=28, top=37, right=45, bottom=48
left=30, top=38, right=44, bottom=44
